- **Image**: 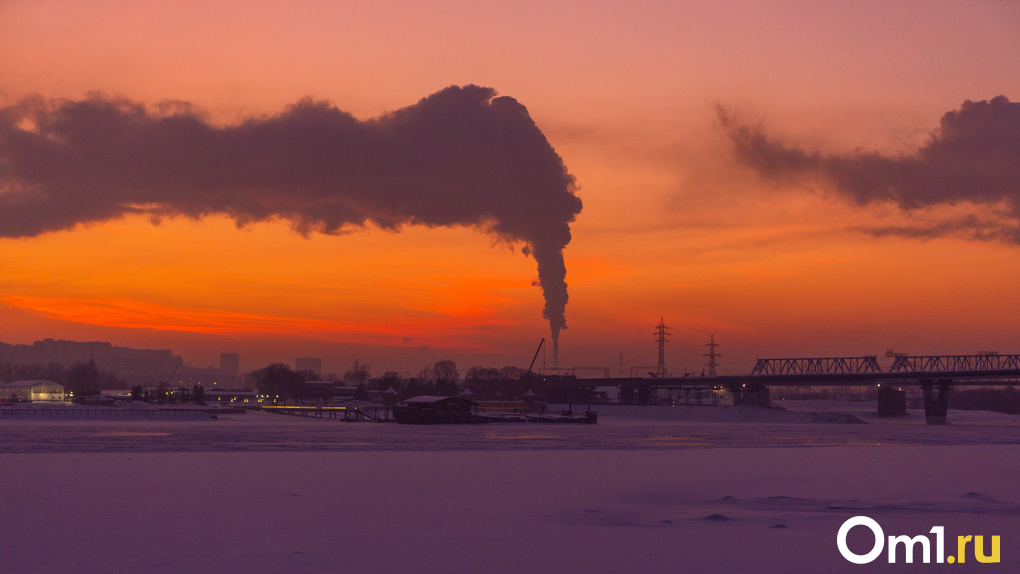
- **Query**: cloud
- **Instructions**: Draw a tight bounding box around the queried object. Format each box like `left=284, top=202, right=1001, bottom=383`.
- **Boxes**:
left=0, top=295, right=504, bottom=349
left=718, top=96, right=1020, bottom=241
left=851, top=214, right=1016, bottom=243
left=0, top=85, right=582, bottom=349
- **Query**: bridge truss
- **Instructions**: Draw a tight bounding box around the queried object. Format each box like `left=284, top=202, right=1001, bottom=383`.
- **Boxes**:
left=889, top=354, right=1020, bottom=373
left=750, top=356, right=882, bottom=376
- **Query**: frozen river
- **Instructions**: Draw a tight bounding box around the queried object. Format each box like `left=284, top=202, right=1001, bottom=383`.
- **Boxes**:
left=3, top=402, right=1019, bottom=573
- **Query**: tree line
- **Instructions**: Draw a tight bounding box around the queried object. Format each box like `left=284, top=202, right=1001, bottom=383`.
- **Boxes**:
left=248, top=360, right=538, bottom=402
left=2, top=358, right=552, bottom=404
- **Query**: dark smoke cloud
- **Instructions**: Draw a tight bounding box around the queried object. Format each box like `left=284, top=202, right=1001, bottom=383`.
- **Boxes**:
left=718, top=96, right=1020, bottom=242
left=0, top=85, right=581, bottom=349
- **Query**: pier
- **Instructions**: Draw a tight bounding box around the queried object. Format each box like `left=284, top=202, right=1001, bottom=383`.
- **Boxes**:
left=262, top=404, right=393, bottom=422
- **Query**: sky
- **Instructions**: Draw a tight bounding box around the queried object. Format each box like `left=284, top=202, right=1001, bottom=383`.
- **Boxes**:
left=2, top=0, right=1019, bottom=377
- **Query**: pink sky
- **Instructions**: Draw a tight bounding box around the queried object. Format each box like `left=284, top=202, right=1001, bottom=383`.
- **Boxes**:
left=2, top=0, right=1019, bottom=376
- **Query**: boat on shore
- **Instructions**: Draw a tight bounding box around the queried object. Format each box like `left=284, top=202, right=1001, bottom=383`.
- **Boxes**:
left=393, top=396, right=485, bottom=424
left=393, top=396, right=597, bottom=424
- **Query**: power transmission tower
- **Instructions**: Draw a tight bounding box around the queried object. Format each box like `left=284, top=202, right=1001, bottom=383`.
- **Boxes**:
left=703, top=334, right=720, bottom=376
left=654, top=317, right=670, bottom=377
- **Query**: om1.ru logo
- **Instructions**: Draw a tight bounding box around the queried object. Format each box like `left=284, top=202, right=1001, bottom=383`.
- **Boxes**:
left=838, top=516, right=1000, bottom=564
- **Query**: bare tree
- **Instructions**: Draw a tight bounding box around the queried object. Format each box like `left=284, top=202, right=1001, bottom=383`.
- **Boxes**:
left=434, top=360, right=459, bottom=382
left=343, top=361, right=371, bottom=386
left=252, top=363, right=304, bottom=402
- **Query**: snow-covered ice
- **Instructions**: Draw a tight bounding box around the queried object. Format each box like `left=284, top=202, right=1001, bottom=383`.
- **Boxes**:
left=2, top=403, right=1018, bottom=573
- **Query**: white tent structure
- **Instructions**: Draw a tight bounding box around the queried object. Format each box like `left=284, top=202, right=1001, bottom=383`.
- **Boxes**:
left=2, top=380, right=66, bottom=402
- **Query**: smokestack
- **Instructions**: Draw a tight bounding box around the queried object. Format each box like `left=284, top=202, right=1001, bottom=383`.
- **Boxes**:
left=0, top=85, right=583, bottom=346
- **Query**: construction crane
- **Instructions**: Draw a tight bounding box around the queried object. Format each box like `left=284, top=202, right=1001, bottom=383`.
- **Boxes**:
left=526, top=338, right=545, bottom=376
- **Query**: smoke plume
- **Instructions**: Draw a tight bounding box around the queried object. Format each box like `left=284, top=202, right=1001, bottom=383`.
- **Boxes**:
left=0, top=85, right=582, bottom=354
left=718, top=96, right=1020, bottom=242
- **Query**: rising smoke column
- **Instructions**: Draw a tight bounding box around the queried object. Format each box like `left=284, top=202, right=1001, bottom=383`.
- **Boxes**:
left=0, top=86, right=582, bottom=357
left=718, top=96, right=1020, bottom=242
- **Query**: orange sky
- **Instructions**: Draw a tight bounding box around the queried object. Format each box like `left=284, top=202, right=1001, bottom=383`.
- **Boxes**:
left=2, top=0, right=1020, bottom=375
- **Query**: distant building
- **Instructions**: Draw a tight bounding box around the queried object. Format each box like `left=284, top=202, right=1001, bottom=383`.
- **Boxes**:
left=295, top=357, right=322, bottom=374
left=2, top=380, right=66, bottom=402
left=220, top=353, right=240, bottom=376
left=0, top=339, right=181, bottom=386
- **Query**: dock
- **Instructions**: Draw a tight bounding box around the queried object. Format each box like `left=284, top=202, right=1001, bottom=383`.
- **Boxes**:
left=262, top=405, right=393, bottom=422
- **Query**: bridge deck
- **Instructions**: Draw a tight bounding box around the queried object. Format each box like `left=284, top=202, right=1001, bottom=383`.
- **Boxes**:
left=569, top=370, right=1020, bottom=388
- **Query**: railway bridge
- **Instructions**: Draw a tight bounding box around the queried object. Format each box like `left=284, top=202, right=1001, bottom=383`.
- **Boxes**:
left=562, top=354, right=1020, bottom=425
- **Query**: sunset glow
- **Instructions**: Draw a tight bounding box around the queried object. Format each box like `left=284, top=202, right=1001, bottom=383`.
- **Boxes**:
left=2, top=0, right=1019, bottom=374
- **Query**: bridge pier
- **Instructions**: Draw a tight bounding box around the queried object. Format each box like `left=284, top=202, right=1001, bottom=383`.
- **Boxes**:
left=730, top=384, right=770, bottom=408
left=618, top=384, right=634, bottom=405
left=876, top=385, right=907, bottom=418
left=920, top=379, right=952, bottom=425
left=636, top=384, right=653, bottom=405
left=618, top=383, right=653, bottom=405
